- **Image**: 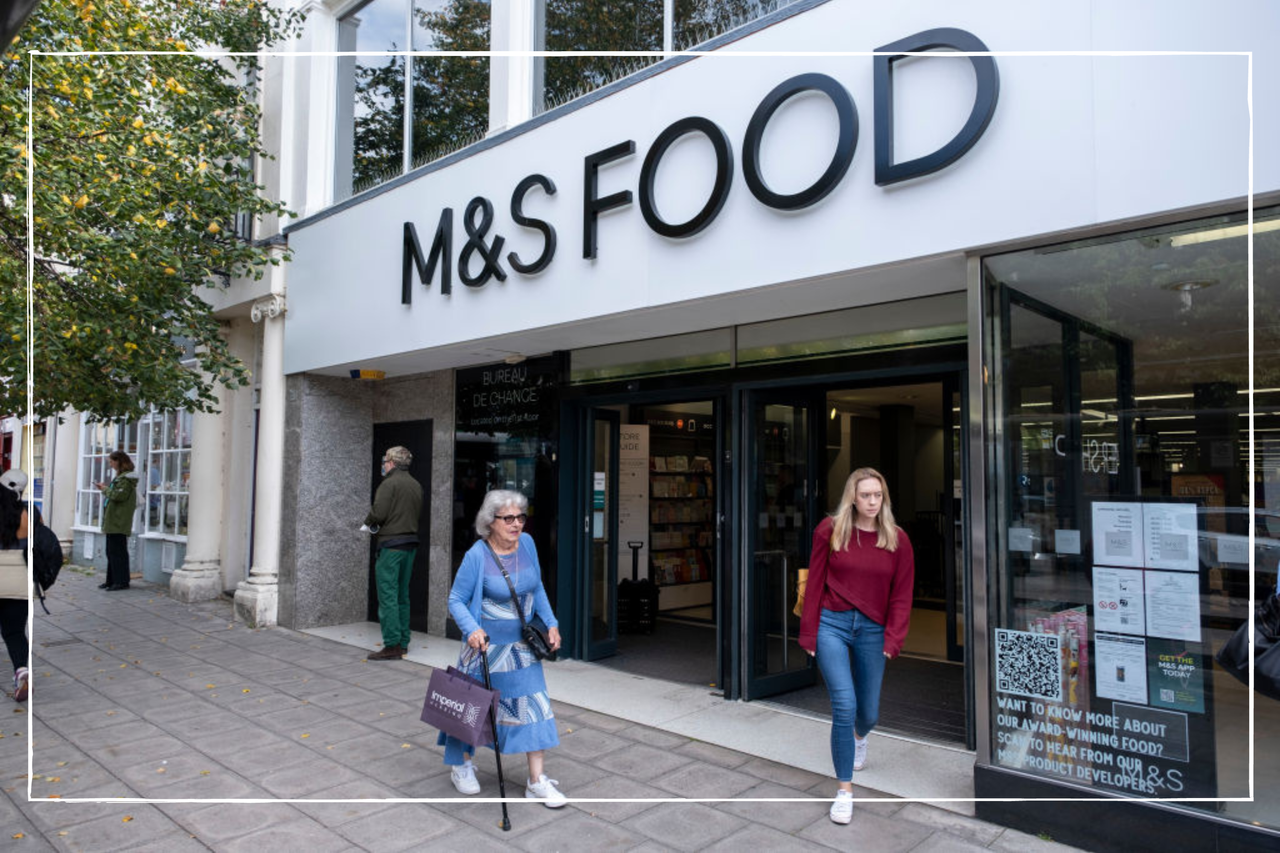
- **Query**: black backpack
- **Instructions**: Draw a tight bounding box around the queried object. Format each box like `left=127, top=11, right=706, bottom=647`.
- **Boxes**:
left=28, top=518, right=63, bottom=614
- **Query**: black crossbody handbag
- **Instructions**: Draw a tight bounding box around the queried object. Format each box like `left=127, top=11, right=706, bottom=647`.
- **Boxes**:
left=484, top=541, right=557, bottom=662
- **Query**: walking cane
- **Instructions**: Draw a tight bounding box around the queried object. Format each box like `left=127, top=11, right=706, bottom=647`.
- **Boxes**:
left=478, top=636, right=511, bottom=832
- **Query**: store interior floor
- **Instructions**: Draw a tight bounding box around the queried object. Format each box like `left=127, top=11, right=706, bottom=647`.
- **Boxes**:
left=598, top=606, right=968, bottom=745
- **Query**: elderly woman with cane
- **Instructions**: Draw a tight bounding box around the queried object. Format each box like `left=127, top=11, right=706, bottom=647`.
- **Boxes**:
left=441, top=489, right=566, bottom=807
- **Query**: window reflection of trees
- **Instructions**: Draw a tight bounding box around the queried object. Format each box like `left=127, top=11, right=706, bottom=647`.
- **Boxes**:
left=346, top=0, right=490, bottom=195
left=342, top=0, right=801, bottom=192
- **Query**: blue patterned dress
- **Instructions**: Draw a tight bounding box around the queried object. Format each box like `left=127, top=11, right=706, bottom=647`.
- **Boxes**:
left=439, top=533, right=560, bottom=762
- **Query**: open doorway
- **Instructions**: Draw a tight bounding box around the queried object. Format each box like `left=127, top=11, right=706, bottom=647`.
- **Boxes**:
left=764, top=380, right=968, bottom=745
left=585, top=399, right=722, bottom=689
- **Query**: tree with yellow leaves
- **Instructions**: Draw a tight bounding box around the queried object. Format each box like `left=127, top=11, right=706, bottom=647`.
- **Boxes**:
left=1, top=0, right=303, bottom=419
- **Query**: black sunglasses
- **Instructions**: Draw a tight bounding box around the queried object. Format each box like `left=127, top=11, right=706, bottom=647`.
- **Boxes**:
left=495, top=513, right=528, bottom=524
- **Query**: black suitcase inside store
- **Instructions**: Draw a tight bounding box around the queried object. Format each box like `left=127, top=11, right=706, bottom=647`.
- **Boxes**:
left=619, top=541, right=659, bottom=635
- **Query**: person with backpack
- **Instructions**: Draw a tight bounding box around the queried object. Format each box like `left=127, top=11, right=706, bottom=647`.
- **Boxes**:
left=0, top=484, right=30, bottom=702
left=95, top=451, right=138, bottom=591
left=0, top=469, right=63, bottom=612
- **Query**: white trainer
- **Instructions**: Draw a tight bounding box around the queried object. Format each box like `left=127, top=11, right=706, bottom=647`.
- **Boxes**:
left=830, top=789, right=853, bottom=824
left=525, top=773, right=567, bottom=808
left=450, top=761, right=480, bottom=795
left=854, top=736, right=869, bottom=771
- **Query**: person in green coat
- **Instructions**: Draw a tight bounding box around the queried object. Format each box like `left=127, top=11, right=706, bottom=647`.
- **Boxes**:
left=95, top=451, right=138, bottom=591
left=364, top=446, right=423, bottom=660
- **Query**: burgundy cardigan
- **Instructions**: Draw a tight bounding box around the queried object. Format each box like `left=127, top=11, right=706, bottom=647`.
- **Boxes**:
left=797, top=516, right=915, bottom=658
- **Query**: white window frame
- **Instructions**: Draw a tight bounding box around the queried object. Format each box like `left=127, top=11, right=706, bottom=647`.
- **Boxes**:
left=73, top=420, right=140, bottom=532
left=141, top=409, right=193, bottom=542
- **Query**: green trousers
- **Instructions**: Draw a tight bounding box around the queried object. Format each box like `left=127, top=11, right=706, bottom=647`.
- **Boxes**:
left=375, top=547, right=416, bottom=649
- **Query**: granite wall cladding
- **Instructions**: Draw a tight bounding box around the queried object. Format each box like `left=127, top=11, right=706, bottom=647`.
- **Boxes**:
left=373, top=372, right=455, bottom=635
left=280, top=374, right=372, bottom=629
left=281, top=370, right=454, bottom=634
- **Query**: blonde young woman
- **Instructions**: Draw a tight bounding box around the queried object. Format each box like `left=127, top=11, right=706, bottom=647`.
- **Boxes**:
left=798, top=467, right=915, bottom=825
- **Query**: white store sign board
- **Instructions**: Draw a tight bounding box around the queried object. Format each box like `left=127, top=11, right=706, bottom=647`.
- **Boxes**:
left=283, top=2, right=1275, bottom=375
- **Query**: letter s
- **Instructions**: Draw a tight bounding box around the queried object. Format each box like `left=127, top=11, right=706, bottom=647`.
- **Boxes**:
left=508, top=174, right=557, bottom=275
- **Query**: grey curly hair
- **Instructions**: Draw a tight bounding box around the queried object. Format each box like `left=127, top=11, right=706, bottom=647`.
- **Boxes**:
left=384, top=446, right=413, bottom=468
left=475, top=489, right=529, bottom=539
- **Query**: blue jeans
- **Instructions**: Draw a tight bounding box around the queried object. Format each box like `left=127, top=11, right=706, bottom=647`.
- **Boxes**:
left=815, top=608, right=887, bottom=782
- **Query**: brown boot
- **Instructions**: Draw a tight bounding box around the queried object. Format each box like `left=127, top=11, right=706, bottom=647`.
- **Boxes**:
left=368, top=647, right=402, bottom=661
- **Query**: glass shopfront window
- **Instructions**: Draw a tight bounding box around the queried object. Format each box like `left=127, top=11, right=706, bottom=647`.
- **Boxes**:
left=75, top=421, right=139, bottom=530
left=143, top=410, right=192, bottom=538
left=984, top=208, right=1280, bottom=829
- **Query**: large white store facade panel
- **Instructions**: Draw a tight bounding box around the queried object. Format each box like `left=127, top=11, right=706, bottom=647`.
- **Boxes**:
left=284, top=1, right=1274, bottom=376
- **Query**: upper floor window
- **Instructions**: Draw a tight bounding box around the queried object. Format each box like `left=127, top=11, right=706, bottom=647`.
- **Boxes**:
left=542, top=1, right=663, bottom=113
left=335, top=0, right=491, bottom=200
left=541, top=1, right=802, bottom=113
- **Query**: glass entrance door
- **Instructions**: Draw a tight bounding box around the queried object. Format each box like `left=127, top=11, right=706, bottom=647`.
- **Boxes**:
left=744, top=391, right=818, bottom=699
left=582, top=408, right=620, bottom=660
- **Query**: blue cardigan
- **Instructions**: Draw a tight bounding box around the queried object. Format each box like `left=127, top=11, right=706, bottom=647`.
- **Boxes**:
left=448, top=532, right=558, bottom=638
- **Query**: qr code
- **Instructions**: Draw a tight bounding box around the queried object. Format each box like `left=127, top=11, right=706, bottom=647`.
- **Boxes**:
left=995, top=628, right=1062, bottom=701
left=1160, top=689, right=1174, bottom=702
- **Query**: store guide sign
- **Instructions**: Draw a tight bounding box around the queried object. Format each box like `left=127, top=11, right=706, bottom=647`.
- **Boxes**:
left=401, top=27, right=999, bottom=302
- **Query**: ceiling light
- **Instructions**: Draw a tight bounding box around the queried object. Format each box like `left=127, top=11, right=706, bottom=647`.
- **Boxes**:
left=1169, top=218, right=1280, bottom=247
left=1161, top=279, right=1214, bottom=312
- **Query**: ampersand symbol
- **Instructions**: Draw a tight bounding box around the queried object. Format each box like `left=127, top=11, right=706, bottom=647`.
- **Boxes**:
left=459, top=196, right=507, bottom=287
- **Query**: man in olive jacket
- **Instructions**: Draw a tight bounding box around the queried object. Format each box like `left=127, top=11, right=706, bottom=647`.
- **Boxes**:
left=365, top=446, right=423, bottom=660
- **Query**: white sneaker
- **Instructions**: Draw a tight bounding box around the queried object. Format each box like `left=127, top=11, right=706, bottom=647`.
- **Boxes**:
left=450, top=761, right=480, bottom=795
left=525, top=773, right=567, bottom=808
left=13, top=667, right=28, bottom=703
left=854, top=736, right=868, bottom=771
left=830, top=789, right=853, bottom=824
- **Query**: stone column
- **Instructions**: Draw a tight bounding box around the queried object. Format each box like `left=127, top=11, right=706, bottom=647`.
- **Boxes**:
left=169, top=378, right=227, bottom=602
left=49, top=411, right=80, bottom=555
left=234, top=291, right=286, bottom=627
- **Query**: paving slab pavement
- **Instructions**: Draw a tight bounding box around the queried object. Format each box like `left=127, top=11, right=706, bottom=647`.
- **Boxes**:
left=1, top=569, right=1087, bottom=851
